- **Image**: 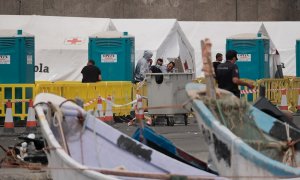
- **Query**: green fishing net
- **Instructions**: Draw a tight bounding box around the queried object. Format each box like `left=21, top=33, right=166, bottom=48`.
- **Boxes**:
left=202, top=94, right=284, bottom=162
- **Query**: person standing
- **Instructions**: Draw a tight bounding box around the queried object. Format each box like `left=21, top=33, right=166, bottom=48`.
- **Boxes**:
left=216, top=50, right=254, bottom=98
left=81, top=60, right=102, bottom=83
left=213, top=53, right=223, bottom=77
left=134, top=50, right=153, bottom=82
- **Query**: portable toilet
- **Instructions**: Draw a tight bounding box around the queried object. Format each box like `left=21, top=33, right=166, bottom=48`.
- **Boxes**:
left=88, top=31, right=135, bottom=81
left=226, top=33, right=270, bottom=80
left=0, top=30, right=35, bottom=83
left=296, top=40, right=300, bottom=77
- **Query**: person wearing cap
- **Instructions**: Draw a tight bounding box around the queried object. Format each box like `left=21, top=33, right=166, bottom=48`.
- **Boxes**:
left=213, top=53, right=223, bottom=78
left=134, top=50, right=153, bottom=83
left=216, top=50, right=254, bottom=98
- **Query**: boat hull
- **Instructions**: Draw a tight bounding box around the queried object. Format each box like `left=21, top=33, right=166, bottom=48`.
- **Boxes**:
left=186, top=83, right=300, bottom=180
left=34, top=93, right=220, bottom=180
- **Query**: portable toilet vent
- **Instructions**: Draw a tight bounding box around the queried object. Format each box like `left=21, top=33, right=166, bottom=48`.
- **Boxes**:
left=226, top=33, right=270, bottom=80
left=88, top=31, right=135, bottom=81
left=296, top=40, right=300, bottom=77
left=0, top=30, right=35, bottom=83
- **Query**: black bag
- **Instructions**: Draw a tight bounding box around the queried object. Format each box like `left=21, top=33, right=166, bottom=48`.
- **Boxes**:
left=150, top=66, right=163, bottom=84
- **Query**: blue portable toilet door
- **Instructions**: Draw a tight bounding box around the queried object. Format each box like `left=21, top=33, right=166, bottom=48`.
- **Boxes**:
left=0, top=37, right=20, bottom=83
left=89, top=38, right=126, bottom=81
left=19, top=37, right=34, bottom=84
left=23, top=37, right=35, bottom=83
left=98, top=49, right=125, bottom=81
left=296, top=40, right=300, bottom=77
left=19, top=37, right=27, bottom=83
left=126, top=37, right=135, bottom=81
left=89, top=37, right=133, bottom=81
left=263, top=39, right=270, bottom=78
left=227, top=39, right=261, bottom=80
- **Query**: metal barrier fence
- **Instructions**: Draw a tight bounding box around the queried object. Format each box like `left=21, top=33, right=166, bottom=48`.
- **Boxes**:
left=239, top=79, right=257, bottom=102
left=289, top=78, right=300, bottom=112
left=35, top=81, right=133, bottom=116
left=0, top=84, right=35, bottom=120
left=195, top=77, right=300, bottom=111
left=0, top=78, right=299, bottom=122
left=256, top=78, right=291, bottom=105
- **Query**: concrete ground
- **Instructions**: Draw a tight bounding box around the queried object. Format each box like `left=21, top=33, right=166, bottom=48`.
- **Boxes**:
left=0, top=128, right=49, bottom=180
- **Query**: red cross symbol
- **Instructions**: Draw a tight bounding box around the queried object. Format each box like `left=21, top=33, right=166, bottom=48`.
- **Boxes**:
left=66, top=38, right=82, bottom=45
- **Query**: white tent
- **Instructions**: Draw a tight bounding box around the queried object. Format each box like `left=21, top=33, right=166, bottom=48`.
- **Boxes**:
left=261, top=22, right=300, bottom=76
left=0, top=15, right=32, bottom=29
left=0, top=15, right=116, bottom=81
left=258, top=23, right=283, bottom=78
left=113, top=19, right=195, bottom=73
left=179, top=22, right=266, bottom=77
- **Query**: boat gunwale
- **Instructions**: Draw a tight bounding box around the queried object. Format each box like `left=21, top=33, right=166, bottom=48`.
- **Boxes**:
left=34, top=93, right=118, bottom=180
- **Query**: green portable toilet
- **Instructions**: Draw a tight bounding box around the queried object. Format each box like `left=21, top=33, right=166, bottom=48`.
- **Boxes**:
left=226, top=33, right=270, bottom=80
left=88, top=31, right=135, bottom=81
left=296, top=40, right=300, bottom=77
left=0, top=30, right=35, bottom=83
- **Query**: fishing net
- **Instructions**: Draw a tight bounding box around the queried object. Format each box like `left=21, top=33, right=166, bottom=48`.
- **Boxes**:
left=201, top=93, right=285, bottom=162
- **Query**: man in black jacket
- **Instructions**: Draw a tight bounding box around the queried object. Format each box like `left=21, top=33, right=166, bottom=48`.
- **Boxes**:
left=81, top=60, right=101, bottom=83
left=213, top=53, right=223, bottom=77
left=216, top=50, right=254, bottom=98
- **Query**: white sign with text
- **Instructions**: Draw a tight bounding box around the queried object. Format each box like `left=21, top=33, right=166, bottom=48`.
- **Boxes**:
left=101, top=54, right=117, bottom=63
left=0, top=55, right=10, bottom=64
left=237, top=54, right=251, bottom=62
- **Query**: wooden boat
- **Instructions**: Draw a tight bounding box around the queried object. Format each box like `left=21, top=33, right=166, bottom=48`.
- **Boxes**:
left=132, top=126, right=218, bottom=174
left=186, top=82, right=300, bottom=180
left=34, top=93, right=222, bottom=180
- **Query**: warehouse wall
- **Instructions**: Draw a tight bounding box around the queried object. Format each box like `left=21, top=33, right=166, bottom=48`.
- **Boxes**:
left=0, top=0, right=299, bottom=21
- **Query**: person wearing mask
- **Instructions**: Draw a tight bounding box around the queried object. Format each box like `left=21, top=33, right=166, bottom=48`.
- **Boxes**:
left=216, top=50, right=254, bottom=98
left=155, top=58, right=168, bottom=73
left=213, top=53, right=223, bottom=77
left=166, top=61, right=176, bottom=73
left=156, top=58, right=163, bottom=66
left=81, top=60, right=101, bottom=83
left=134, top=50, right=153, bottom=83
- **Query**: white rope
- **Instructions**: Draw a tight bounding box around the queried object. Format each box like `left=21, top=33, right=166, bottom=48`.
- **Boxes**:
left=84, top=97, right=137, bottom=108
left=106, top=99, right=137, bottom=108
left=285, top=122, right=291, bottom=142
left=53, top=112, right=60, bottom=127
left=50, top=105, right=70, bottom=155
left=282, top=122, right=296, bottom=167
left=136, top=79, right=146, bottom=91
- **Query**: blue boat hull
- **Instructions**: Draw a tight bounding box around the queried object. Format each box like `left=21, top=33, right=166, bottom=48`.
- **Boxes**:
left=186, top=83, right=300, bottom=179
left=132, top=126, right=218, bottom=174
